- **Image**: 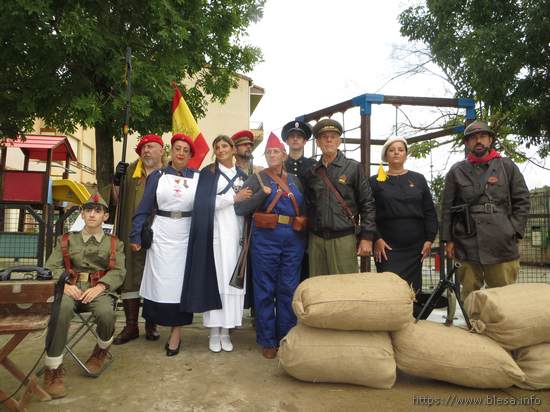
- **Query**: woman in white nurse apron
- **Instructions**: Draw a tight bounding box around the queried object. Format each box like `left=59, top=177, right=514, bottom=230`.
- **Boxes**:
left=130, top=134, right=198, bottom=357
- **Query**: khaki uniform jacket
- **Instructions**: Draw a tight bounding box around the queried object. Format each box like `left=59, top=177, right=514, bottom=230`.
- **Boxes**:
left=118, top=160, right=148, bottom=290
left=46, top=231, right=126, bottom=292
left=441, top=157, right=529, bottom=265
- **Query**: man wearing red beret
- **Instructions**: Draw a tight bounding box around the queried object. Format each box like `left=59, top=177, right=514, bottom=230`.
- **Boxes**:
left=112, top=134, right=165, bottom=344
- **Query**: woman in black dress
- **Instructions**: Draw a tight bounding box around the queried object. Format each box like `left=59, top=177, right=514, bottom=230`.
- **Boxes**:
left=370, top=137, right=438, bottom=316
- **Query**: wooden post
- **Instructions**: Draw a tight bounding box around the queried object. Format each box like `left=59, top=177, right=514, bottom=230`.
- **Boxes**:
left=360, top=112, right=371, bottom=272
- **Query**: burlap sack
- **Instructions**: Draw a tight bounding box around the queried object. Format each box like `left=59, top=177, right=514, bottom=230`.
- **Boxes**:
left=513, top=343, right=550, bottom=390
left=292, top=272, right=414, bottom=332
left=279, top=323, right=396, bottom=389
left=464, top=283, right=550, bottom=350
left=391, top=321, right=525, bottom=389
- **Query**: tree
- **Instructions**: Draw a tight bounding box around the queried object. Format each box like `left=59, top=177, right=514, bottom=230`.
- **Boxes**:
left=399, top=0, right=550, bottom=157
left=1, top=0, right=264, bottom=187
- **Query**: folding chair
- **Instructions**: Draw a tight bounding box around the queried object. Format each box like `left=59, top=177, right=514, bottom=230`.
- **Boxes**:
left=63, top=297, right=118, bottom=377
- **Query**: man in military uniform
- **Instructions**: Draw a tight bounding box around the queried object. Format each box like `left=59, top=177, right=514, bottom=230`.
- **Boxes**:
left=282, top=120, right=317, bottom=281
left=43, top=193, right=125, bottom=398
left=282, top=120, right=317, bottom=185
left=112, top=134, right=164, bottom=344
left=231, top=129, right=262, bottom=176
left=442, top=120, right=529, bottom=300
left=304, top=119, right=376, bottom=276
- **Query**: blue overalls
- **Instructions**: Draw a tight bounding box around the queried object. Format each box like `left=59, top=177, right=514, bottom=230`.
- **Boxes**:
left=251, top=175, right=306, bottom=348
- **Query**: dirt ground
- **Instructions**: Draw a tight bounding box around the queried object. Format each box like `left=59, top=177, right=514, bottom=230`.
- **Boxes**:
left=1, top=312, right=549, bottom=412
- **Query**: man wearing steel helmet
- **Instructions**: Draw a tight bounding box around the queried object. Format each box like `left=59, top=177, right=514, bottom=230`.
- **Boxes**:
left=112, top=134, right=165, bottom=345
left=441, top=120, right=529, bottom=300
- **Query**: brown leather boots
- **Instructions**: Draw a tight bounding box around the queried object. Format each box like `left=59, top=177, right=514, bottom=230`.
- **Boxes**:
left=113, top=298, right=160, bottom=344
left=113, top=298, right=140, bottom=345
left=85, top=344, right=110, bottom=375
left=43, top=366, right=66, bottom=399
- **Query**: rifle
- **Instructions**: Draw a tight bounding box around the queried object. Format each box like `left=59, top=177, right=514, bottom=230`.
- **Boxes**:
left=229, top=220, right=252, bottom=289
left=114, top=47, right=132, bottom=236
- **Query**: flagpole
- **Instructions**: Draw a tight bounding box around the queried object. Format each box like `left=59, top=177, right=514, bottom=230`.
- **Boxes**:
left=115, top=47, right=132, bottom=236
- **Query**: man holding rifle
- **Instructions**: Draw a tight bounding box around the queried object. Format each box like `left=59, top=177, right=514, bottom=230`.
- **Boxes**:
left=112, top=134, right=165, bottom=344
left=441, top=120, right=529, bottom=300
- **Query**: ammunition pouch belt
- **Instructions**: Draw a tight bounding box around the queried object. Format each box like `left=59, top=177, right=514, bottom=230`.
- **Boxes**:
left=253, top=212, right=307, bottom=232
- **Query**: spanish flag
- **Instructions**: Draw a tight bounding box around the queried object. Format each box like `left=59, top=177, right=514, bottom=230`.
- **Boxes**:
left=172, top=83, right=209, bottom=169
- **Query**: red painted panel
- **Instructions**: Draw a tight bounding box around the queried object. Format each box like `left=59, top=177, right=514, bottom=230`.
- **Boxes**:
left=2, top=171, right=45, bottom=202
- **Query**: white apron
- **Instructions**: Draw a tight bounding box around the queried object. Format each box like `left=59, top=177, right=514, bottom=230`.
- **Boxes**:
left=140, top=172, right=198, bottom=303
left=203, top=164, right=245, bottom=327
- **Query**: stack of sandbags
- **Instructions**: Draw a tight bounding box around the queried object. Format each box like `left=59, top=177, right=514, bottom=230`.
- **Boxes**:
left=513, top=344, right=550, bottom=390
left=279, top=272, right=415, bottom=389
left=464, top=283, right=550, bottom=390
left=391, top=320, right=526, bottom=388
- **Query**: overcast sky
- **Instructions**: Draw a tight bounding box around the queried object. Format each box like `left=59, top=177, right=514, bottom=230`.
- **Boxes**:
left=245, top=0, right=550, bottom=189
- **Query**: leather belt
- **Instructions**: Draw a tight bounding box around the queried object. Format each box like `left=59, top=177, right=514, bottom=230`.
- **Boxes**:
left=470, top=203, right=503, bottom=214
left=277, top=214, right=295, bottom=225
left=156, top=210, right=192, bottom=218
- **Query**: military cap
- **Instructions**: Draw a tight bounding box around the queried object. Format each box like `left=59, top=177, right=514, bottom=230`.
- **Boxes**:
left=464, top=120, right=495, bottom=139
left=281, top=120, right=312, bottom=142
left=312, top=119, right=343, bottom=138
left=82, top=192, right=108, bottom=210
left=231, top=130, right=255, bottom=146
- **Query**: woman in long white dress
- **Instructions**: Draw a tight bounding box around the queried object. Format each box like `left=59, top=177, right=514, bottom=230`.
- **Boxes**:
left=181, top=135, right=251, bottom=352
left=130, top=134, right=198, bottom=356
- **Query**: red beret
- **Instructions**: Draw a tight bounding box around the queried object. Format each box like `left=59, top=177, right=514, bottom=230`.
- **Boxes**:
left=231, top=130, right=254, bottom=146
left=135, top=134, right=163, bottom=155
left=265, top=132, right=286, bottom=152
left=171, top=133, right=195, bottom=156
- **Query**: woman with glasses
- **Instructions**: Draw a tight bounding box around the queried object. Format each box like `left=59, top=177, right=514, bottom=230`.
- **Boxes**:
left=130, top=134, right=198, bottom=356
left=235, top=133, right=307, bottom=359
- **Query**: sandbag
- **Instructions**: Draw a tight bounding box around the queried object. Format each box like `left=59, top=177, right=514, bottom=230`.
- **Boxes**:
left=513, top=343, right=550, bottom=390
left=464, top=283, right=550, bottom=350
left=292, top=272, right=414, bottom=332
left=279, top=323, right=396, bottom=389
left=391, top=320, right=525, bottom=389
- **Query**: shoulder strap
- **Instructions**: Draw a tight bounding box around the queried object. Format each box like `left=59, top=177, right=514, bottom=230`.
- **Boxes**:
left=264, top=170, right=301, bottom=215
left=60, top=233, right=72, bottom=272
left=317, top=167, right=354, bottom=221
left=108, top=235, right=117, bottom=270
left=217, top=168, right=240, bottom=195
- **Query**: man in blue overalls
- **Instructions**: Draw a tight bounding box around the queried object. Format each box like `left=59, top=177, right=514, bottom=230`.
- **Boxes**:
left=235, top=133, right=306, bottom=359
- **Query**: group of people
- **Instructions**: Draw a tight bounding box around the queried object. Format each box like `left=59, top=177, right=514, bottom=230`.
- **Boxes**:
left=41, top=118, right=529, bottom=399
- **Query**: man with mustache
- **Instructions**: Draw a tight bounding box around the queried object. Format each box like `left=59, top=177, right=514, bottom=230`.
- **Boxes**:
left=441, top=120, right=529, bottom=300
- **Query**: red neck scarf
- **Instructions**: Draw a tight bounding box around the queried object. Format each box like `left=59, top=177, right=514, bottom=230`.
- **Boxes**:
left=466, top=148, right=501, bottom=164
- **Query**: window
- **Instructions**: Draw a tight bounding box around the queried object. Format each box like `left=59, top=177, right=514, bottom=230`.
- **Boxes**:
left=82, top=144, right=94, bottom=169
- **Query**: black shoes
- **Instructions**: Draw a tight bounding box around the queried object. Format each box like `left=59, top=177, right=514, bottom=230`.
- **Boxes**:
left=165, top=341, right=181, bottom=357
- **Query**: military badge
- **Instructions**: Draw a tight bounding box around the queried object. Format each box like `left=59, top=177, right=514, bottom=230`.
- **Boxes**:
left=488, top=176, right=498, bottom=184
left=338, top=175, right=347, bottom=184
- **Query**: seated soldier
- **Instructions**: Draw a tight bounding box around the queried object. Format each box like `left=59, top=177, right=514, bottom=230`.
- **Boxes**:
left=42, top=193, right=126, bottom=398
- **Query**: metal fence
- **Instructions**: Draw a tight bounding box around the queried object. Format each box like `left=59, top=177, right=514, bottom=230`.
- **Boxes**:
left=0, top=204, right=47, bottom=267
